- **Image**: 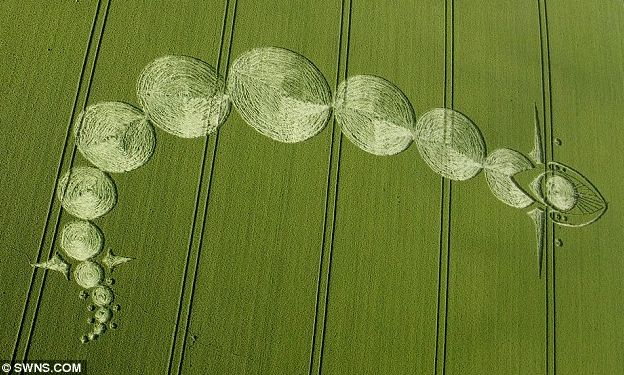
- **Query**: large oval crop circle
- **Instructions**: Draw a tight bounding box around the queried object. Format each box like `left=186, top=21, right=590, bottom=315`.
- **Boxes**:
left=334, top=75, right=415, bottom=155
left=414, top=108, right=486, bottom=181
left=137, top=55, right=230, bottom=138
left=484, top=148, right=534, bottom=208
left=75, top=102, right=155, bottom=173
left=227, top=47, right=332, bottom=143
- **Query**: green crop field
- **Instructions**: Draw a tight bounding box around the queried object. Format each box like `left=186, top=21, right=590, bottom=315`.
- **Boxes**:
left=1, top=1, right=622, bottom=374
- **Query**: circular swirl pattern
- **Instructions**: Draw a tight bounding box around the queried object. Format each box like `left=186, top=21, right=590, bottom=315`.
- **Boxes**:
left=91, top=285, right=115, bottom=306
left=545, top=175, right=578, bottom=212
left=60, top=220, right=104, bottom=261
left=75, top=102, right=155, bottom=173
left=57, top=167, right=117, bottom=220
left=414, top=108, right=486, bottom=181
left=137, top=55, right=231, bottom=138
left=334, top=75, right=415, bottom=155
left=74, top=260, right=104, bottom=289
left=94, top=307, right=112, bottom=324
left=227, top=47, right=332, bottom=143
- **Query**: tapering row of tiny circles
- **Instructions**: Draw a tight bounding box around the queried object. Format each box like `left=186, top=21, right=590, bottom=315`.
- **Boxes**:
left=33, top=164, right=133, bottom=343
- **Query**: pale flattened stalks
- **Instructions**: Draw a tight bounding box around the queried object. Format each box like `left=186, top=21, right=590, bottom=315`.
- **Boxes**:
left=57, top=167, right=117, bottom=220
left=137, top=55, right=230, bottom=138
left=414, top=108, right=486, bottom=181
left=227, top=47, right=332, bottom=143
left=75, top=102, right=155, bottom=173
left=334, top=75, right=415, bottom=155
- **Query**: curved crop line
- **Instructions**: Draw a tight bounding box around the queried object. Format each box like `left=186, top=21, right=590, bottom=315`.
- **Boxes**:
left=32, top=46, right=607, bottom=345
